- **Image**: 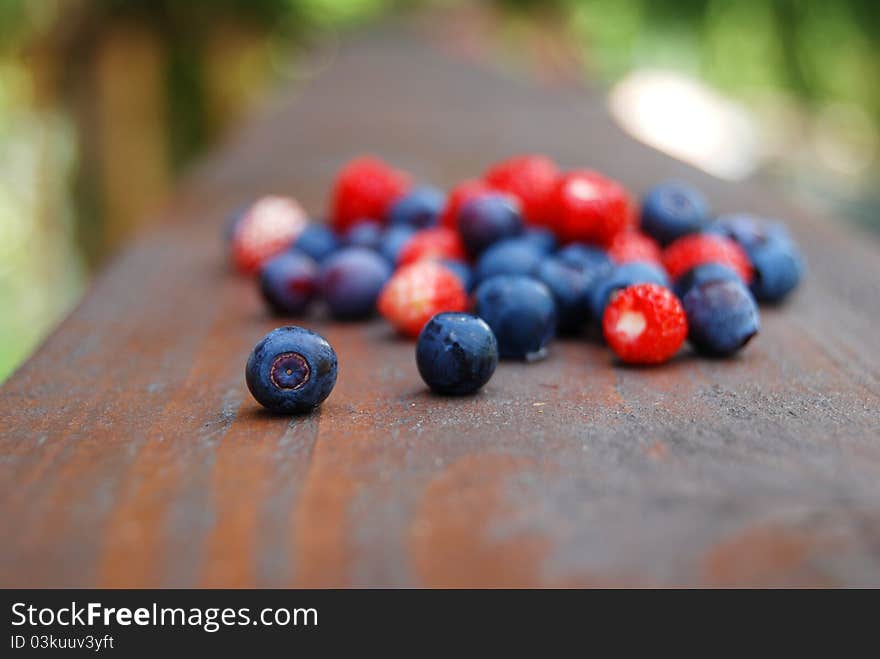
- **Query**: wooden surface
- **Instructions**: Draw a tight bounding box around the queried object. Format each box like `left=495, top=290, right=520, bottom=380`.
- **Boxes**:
left=2, top=27, right=880, bottom=588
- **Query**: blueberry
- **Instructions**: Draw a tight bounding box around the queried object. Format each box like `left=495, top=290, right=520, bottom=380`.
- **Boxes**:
left=439, top=258, right=473, bottom=291
left=520, top=227, right=557, bottom=254
left=535, top=257, right=595, bottom=334
left=682, top=279, right=760, bottom=357
left=387, top=185, right=445, bottom=228
left=457, top=193, right=523, bottom=256
left=345, top=220, right=384, bottom=251
left=586, top=261, right=669, bottom=326
left=640, top=181, right=710, bottom=245
left=709, top=214, right=792, bottom=250
left=674, top=262, right=741, bottom=299
left=245, top=326, right=338, bottom=413
left=556, top=243, right=612, bottom=274
left=416, top=313, right=498, bottom=395
left=747, top=237, right=803, bottom=304
left=473, top=238, right=544, bottom=286
left=319, top=247, right=392, bottom=320
left=260, top=250, right=319, bottom=315
left=292, top=223, right=339, bottom=263
left=379, top=225, right=417, bottom=265
left=474, top=275, right=556, bottom=361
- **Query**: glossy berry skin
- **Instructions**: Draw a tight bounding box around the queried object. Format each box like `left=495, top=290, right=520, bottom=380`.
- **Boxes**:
left=416, top=313, right=498, bottom=395
left=292, top=223, right=339, bottom=263
left=457, top=193, right=524, bottom=256
left=330, top=156, right=411, bottom=233
left=586, top=261, right=669, bottom=326
left=259, top=250, right=319, bottom=316
left=379, top=225, right=417, bottom=265
left=473, top=275, right=556, bottom=361
left=345, top=220, right=384, bottom=251
left=640, top=181, right=710, bottom=245
left=663, top=233, right=753, bottom=283
left=608, top=231, right=662, bottom=265
left=535, top=257, right=595, bottom=334
left=556, top=243, right=612, bottom=274
left=378, top=261, right=468, bottom=338
left=673, top=262, right=741, bottom=300
left=397, top=227, right=467, bottom=266
left=387, top=185, right=445, bottom=228
left=553, top=170, right=634, bottom=245
left=682, top=279, right=759, bottom=357
left=230, top=195, right=308, bottom=275
left=319, top=247, right=392, bottom=320
left=483, top=154, right=560, bottom=227
left=520, top=227, right=557, bottom=254
left=245, top=326, right=338, bottom=414
left=439, top=258, right=473, bottom=291
left=602, top=283, right=687, bottom=365
left=473, top=238, right=544, bottom=286
left=439, top=178, right=496, bottom=228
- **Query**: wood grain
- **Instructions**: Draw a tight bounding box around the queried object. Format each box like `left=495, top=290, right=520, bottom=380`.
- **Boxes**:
left=2, top=27, right=879, bottom=587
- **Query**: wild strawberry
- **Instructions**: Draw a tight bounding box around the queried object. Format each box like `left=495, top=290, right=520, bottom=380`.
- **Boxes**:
left=230, top=195, right=307, bottom=276
left=397, top=227, right=467, bottom=267
left=602, top=283, right=687, bottom=365
left=439, top=179, right=496, bottom=228
left=378, top=261, right=468, bottom=337
left=330, top=156, right=411, bottom=233
left=663, top=233, right=753, bottom=283
left=553, top=170, right=634, bottom=246
left=608, top=231, right=662, bottom=265
left=483, top=154, right=559, bottom=227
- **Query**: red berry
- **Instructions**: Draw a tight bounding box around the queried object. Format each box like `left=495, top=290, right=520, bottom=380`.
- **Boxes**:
left=330, top=156, right=411, bottom=233
left=608, top=230, right=662, bottom=265
left=439, top=179, right=496, bottom=228
left=378, top=261, right=468, bottom=338
left=231, top=195, right=307, bottom=276
left=553, top=170, right=634, bottom=246
left=397, top=227, right=467, bottom=266
left=603, top=283, right=687, bottom=365
left=483, top=154, right=559, bottom=227
left=663, top=233, right=753, bottom=282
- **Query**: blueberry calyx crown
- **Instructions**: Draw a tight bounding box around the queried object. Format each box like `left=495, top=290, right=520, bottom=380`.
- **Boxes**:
left=269, top=352, right=311, bottom=390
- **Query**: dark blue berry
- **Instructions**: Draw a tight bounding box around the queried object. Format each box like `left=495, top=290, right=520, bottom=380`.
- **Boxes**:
left=709, top=214, right=792, bottom=250
left=556, top=243, right=612, bottom=274
left=416, top=313, right=498, bottom=395
left=520, top=227, right=557, bottom=254
left=260, top=250, right=319, bottom=315
left=682, top=279, right=760, bottom=357
left=640, top=181, right=709, bottom=245
left=387, top=185, right=444, bottom=228
left=439, top=258, right=473, bottom=291
left=473, top=238, right=544, bottom=286
left=319, top=247, right=391, bottom=320
left=586, top=261, right=669, bottom=326
left=674, top=262, right=741, bottom=299
left=345, top=220, right=384, bottom=251
left=245, top=326, right=338, bottom=413
left=747, top=238, right=803, bottom=304
left=379, top=225, right=417, bottom=265
left=535, top=257, right=595, bottom=334
left=292, top=223, right=339, bottom=263
left=457, top=193, right=523, bottom=256
left=474, top=275, right=556, bottom=361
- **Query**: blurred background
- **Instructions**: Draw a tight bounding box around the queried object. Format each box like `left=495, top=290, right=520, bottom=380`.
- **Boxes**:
left=0, top=0, right=877, bottom=381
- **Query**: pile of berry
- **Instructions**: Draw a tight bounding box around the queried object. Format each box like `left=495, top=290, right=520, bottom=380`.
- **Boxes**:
left=231, top=155, right=803, bottom=412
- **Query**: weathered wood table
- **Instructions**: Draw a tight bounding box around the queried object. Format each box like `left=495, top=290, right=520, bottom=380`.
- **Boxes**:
left=2, top=29, right=879, bottom=588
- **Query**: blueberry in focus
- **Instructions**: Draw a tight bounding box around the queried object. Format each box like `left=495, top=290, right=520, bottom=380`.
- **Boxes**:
left=640, top=181, right=710, bottom=245
left=387, top=185, right=445, bottom=228
left=473, top=237, right=544, bottom=286
left=416, top=313, right=498, bottom=395
left=535, top=257, right=595, bottom=334
left=345, top=220, right=384, bottom=251
left=319, top=246, right=392, bottom=319
left=245, top=326, right=338, bottom=413
left=292, top=223, right=339, bottom=263
left=586, top=261, right=669, bottom=326
left=260, top=250, right=319, bottom=315
left=379, top=225, right=417, bottom=265
left=474, top=275, right=556, bottom=361
left=457, top=193, right=524, bottom=256
left=682, top=279, right=760, bottom=357
left=673, top=262, right=741, bottom=299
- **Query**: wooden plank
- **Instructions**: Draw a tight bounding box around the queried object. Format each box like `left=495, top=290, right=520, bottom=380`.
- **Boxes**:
left=1, top=28, right=879, bottom=588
